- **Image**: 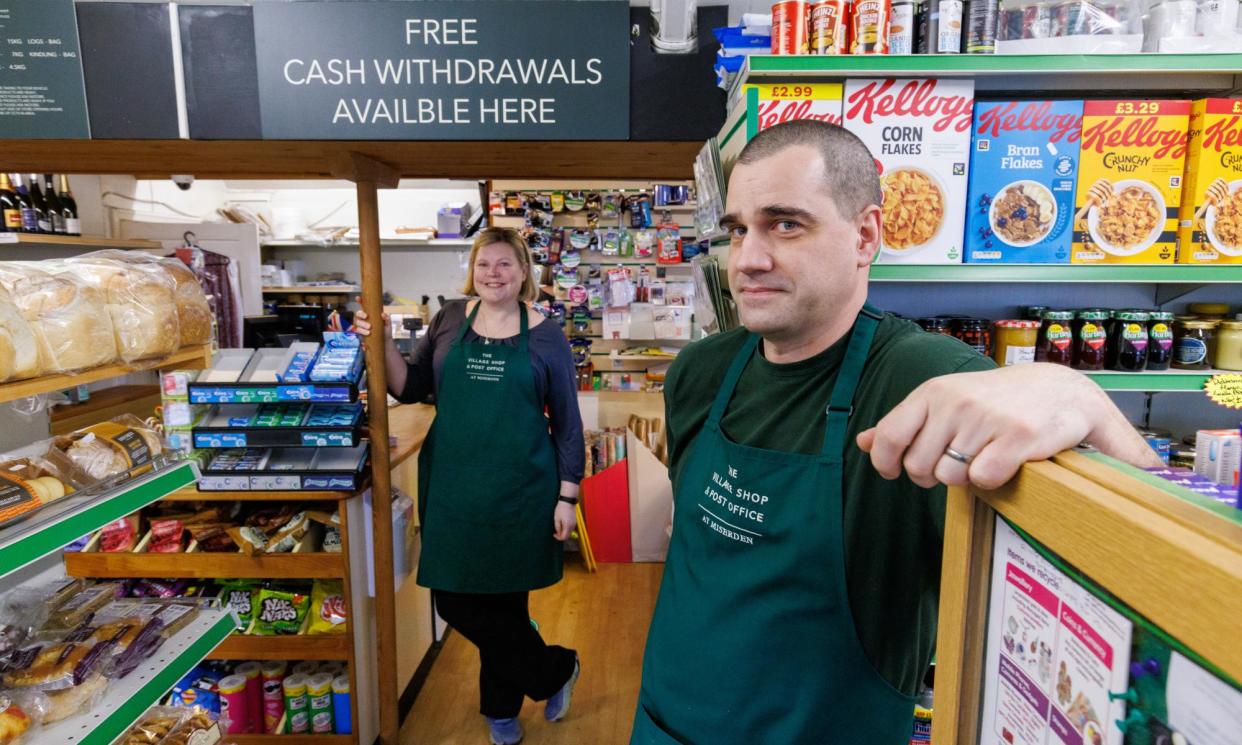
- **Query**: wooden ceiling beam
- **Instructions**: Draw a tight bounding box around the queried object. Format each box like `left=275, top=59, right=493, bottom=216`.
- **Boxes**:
left=1, top=139, right=700, bottom=180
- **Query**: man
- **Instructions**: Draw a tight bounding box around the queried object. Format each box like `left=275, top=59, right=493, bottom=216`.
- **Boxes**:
left=630, top=120, right=1158, bottom=744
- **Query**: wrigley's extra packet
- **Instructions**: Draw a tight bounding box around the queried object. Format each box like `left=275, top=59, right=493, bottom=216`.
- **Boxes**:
left=843, top=78, right=975, bottom=264
left=965, top=100, right=1083, bottom=264
left=1072, top=100, right=1190, bottom=264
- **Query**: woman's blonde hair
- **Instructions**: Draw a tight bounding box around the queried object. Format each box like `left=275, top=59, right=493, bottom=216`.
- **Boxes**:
left=461, top=227, right=538, bottom=303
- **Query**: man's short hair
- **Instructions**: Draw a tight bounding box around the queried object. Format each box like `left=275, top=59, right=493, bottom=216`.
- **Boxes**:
left=736, top=120, right=882, bottom=220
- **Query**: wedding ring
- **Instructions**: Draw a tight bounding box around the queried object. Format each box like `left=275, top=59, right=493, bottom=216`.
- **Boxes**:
left=944, top=447, right=975, bottom=465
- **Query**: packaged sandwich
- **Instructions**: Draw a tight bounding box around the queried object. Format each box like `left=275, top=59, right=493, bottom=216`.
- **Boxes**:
left=0, top=687, right=50, bottom=745
left=0, top=262, right=118, bottom=373
left=55, top=415, right=165, bottom=482
left=120, top=706, right=188, bottom=745
left=0, top=284, right=40, bottom=383
left=45, top=583, right=119, bottom=630
left=0, top=452, right=79, bottom=529
left=57, top=255, right=180, bottom=362
left=159, top=707, right=217, bottom=745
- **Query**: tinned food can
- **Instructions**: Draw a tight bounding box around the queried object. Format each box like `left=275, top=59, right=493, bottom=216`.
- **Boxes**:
left=772, top=1, right=811, bottom=54
left=964, top=0, right=999, bottom=52
left=851, top=0, right=893, bottom=53
left=890, top=0, right=917, bottom=53
left=809, top=0, right=852, bottom=54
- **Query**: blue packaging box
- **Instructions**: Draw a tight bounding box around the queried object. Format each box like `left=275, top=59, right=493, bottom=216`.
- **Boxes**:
left=965, top=100, right=1083, bottom=264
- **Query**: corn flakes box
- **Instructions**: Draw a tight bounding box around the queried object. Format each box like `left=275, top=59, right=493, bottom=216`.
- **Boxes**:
left=1072, top=100, right=1190, bottom=265
left=1177, top=99, right=1242, bottom=263
left=748, top=83, right=844, bottom=131
left=964, top=101, right=1083, bottom=264
left=843, top=78, right=975, bottom=264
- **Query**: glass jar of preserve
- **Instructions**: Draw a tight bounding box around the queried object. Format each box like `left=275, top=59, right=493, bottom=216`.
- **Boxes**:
left=1213, top=320, right=1242, bottom=371
left=1073, top=310, right=1109, bottom=371
left=1021, top=305, right=1049, bottom=322
left=1146, top=311, right=1175, bottom=371
left=1106, top=311, right=1149, bottom=372
left=917, top=317, right=953, bottom=335
left=1037, top=311, right=1075, bottom=366
left=1188, top=302, right=1229, bottom=321
left=1173, top=320, right=1217, bottom=370
left=953, top=318, right=991, bottom=356
left=993, top=320, right=1039, bottom=366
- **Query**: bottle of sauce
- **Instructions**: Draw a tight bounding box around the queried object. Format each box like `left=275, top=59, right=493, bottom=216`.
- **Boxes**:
left=1146, top=311, right=1174, bottom=371
left=1037, top=310, right=1074, bottom=365
left=1106, top=311, right=1149, bottom=372
left=1073, top=310, right=1109, bottom=371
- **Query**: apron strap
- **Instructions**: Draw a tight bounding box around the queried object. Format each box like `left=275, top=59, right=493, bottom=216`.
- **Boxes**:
left=705, top=334, right=760, bottom=427
left=455, top=301, right=530, bottom=348
left=820, top=303, right=883, bottom=457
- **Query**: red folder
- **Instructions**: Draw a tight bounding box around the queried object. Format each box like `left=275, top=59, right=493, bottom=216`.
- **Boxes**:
left=581, top=460, right=632, bottom=563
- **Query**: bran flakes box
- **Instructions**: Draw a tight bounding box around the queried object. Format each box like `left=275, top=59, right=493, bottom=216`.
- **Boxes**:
left=965, top=101, right=1083, bottom=264
left=1072, top=100, right=1190, bottom=264
left=1177, top=99, right=1242, bottom=263
left=843, top=78, right=975, bottom=264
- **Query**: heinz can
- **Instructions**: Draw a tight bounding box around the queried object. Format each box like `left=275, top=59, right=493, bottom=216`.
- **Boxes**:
left=772, top=1, right=811, bottom=54
left=809, top=0, right=852, bottom=54
left=851, top=0, right=892, bottom=53
left=890, top=0, right=916, bottom=52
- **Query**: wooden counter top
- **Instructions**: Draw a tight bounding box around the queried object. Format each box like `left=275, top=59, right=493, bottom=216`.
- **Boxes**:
left=387, top=403, right=436, bottom=469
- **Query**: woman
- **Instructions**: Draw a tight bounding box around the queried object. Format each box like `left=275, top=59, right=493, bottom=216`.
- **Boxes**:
left=354, top=227, right=584, bottom=745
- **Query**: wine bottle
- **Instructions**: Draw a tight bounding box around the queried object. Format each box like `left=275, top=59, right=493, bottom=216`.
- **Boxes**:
left=11, top=174, right=36, bottom=233
left=0, top=174, right=21, bottom=232
left=43, top=174, right=65, bottom=234
left=26, top=174, right=50, bottom=233
left=58, top=175, right=80, bottom=236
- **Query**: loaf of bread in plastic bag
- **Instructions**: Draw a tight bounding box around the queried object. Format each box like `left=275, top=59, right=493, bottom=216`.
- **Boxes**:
left=0, top=262, right=118, bottom=373
left=58, top=256, right=180, bottom=362
left=81, top=251, right=213, bottom=347
left=0, top=283, right=41, bottom=382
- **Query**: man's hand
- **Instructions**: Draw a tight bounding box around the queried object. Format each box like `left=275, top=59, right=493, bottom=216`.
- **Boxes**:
left=856, top=363, right=1162, bottom=490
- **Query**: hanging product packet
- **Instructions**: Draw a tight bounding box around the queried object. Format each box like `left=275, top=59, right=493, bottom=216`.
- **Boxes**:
left=602, top=193, right=622, bottom=219
left=601, top=229, right=621, bottom=256
left=608, top=268, right=636, bottom=308
left=634, top=230, right=656, bottom=259
left=550, top=192, right=565, bottom=212
left=619, top=229, right=634, bottom=257
left=564, top=192, right=585, bottom=211
left=656, top=220, right=683, bottom=264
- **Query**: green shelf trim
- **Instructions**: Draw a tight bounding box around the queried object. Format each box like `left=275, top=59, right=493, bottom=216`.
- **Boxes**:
left=0, top=462, right=197, bottom=581
left=76, top=610, right=237, bottom=745
left=1082, top=451, right=1242, bottom=528
left=746, top=52, right=1242, bottom=76
left=1084, top=372, right=1211, bottom=392
left=868, top=264, right=1242, bottom=283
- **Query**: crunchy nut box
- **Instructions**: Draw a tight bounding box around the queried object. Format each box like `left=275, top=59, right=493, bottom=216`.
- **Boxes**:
left=1178, top=99, right=1242, bottom=264
left=843, top=78, right=975, bottom=264
left=1072, top=100, right=1190, bottom=265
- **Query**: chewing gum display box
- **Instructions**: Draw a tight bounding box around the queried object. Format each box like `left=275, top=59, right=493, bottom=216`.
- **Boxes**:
left=1072, top=99, right=1190, bottom=265
left=964, top=100, right=1083, bottom=264
left=1177, top=99, right=1242, bottom=264
left=843, top=78, right=975, bottom=264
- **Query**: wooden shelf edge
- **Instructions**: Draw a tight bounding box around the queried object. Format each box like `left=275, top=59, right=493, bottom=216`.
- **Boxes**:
left=64, top=551, right=346, bottom=579
left=0, top=345, right=213, bottom=404
left=0, top=233, right=163, bottom=249
left=163, top=485, right=356, bottom=502
left=207, top=632, right=351, bottom=661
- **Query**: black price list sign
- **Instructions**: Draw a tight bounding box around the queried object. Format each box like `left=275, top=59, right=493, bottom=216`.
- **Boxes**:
left=0, top=0, right=89, bottom=138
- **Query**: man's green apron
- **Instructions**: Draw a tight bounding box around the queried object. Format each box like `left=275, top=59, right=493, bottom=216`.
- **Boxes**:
left=417, top=302, right=562, bottom=594
left=632, top=305, right=917, bottom=744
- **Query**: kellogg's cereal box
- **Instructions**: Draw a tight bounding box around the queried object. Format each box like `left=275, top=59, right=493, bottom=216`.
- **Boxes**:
left=1072, top=100, right=1190, bottom=264
left=749, top=82, right=844, bottom=131
left=843, top=78, right=974, bottom=264
left=1178, top=99, right=1242, bottom=263
left=964, top=100, right=1083, bottom=264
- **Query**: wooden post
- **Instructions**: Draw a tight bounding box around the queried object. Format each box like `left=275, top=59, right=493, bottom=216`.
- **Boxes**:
left=341, top=153, right=401, bottom=745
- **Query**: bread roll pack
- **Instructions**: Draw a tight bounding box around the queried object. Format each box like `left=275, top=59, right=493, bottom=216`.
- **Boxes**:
left=0, top=262, right=118, bottom=373
left=0, top=283, right=41, bottom=383
left=58, top=255, right=180, bottom=362
left=54, top=414, right=166, bottom=482
left=80, top=251, right=213, bottom=347
left=0, top=449, right=82, bottom=529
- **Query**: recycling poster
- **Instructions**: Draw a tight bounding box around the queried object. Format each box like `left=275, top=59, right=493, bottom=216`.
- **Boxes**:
left=980, top=518, right=1133, bottom=745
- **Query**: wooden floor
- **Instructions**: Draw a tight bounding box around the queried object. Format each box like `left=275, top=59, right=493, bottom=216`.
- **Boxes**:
left=400, top=563, right=664, bottom=745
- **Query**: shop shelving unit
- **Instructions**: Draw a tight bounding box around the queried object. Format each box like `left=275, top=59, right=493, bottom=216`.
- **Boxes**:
left=0, top=233, right=163, bottom=249
left=63, top=483, right=365, bottom=743
left=0, top=345, right=213, bottom=401
left=262, top=238, right=473, bottom=250
left=0, top=347, right=225, bottom=745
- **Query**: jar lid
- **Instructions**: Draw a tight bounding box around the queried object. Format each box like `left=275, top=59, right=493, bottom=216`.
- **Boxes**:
left=1115, top=311, right=1150, bottom=321
left=1042, top=310, right=1075, bottom=320
left=995, top=320, right=1039, bottom=329
left=1077, top=310, right=1110, bottom=320
left=1149, top=311, right=1175, bottom=320
left=1220, top=320, right=1242, bottom=330
left=1178, top=320, right=1219, bottom=329
left=1189, top=302, right=1230, bottom=315
left=1174, top=314, right=1201, bottom=322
